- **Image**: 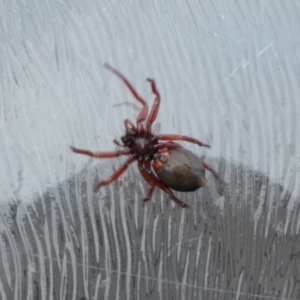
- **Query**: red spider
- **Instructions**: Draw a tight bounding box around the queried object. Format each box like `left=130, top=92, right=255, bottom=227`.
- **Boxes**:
left=71, top=64, right=224, bottom=208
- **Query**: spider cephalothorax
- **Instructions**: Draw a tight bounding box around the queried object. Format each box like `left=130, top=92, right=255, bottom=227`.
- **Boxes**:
left=71, top=64, right=223, bottom=208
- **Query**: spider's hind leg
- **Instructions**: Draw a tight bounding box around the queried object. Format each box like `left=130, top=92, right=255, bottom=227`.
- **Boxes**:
left=157, top=134, right=210, bottom=148
left=144, top=185, right=155, bottom=204
left=202, top=161, right=226, bottom=185
left=138, top=161, right=189, bottom=208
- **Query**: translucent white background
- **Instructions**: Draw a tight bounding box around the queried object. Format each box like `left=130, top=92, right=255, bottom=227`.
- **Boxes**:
left=2, top=1, right=299, bottom=202
left=1, top=0, right=300, bottom=299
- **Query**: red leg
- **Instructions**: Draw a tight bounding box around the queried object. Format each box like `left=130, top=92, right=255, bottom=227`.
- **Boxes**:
left=104, top=63, right=149, bottom=124
left=124, top=118, right=145, bottom=134
left=113, top=139, right=125, bottom=147
left=124, top=119, right=137, bottom=131
left=95, top=156, right=136, bottom=190
left=70, top=146, right=131, bottom=158
left=138, top=162, right=155, bottom=202
left=144, top=185, right=155, bottom=202
left=145, top=79, right=161, bottom=134
left=138, top=162, right=189, bottom=208
left=202, top=161, right=226, bottom=184
left=154, top=141, right=182, bottom=151
left=157, top=134, right=210, bottom=148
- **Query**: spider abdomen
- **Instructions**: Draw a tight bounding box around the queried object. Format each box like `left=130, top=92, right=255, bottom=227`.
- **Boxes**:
left=153, top=148, right=206, bottom=192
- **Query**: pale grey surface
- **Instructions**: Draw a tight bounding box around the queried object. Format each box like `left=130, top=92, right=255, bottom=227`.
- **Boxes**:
left=1, top=0, right=300, bottom=299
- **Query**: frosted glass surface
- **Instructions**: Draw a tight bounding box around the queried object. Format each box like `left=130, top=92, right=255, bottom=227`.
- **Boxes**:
left=1, top=0, right=300, bottom=299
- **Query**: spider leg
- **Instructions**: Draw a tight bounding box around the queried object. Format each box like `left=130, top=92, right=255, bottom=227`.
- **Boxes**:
left=124, top=119, right=137, bottom=131
left=104, top=63, right=149, bottom=125
left=124, top=118, right=146, bottom=134
left=70, top=146, right=131, bottom=158
left=138, top=161, right=189, bottom=208
left=113, top=139, right=125, bottom=147
left=145, top=78, right=161, bottom=134
left=144, top=185, right=155, bottom=203
left=154, top=141, right=182, bottom=152
left=95, top=156, right=136, bottom=190
left=138, top=161, right=156, bottom=202
left=202, top=161, right=226, bottom=185
left=156, top=134, right=210, bottom=148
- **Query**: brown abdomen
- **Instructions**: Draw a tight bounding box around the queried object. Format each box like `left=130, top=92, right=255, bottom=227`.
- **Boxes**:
left=153, top=148, right=206, bottom=192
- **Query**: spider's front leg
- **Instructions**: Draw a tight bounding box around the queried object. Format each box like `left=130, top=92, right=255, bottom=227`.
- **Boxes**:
left=104, top=63, right=149, bottom=129
left=145, top=78, right=161, bottom=134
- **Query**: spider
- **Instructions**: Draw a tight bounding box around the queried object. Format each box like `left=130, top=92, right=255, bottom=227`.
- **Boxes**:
left=71, top=64, right=224, bottom=208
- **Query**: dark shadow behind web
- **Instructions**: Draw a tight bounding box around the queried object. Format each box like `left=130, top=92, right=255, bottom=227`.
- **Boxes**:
left=1, top=157, right=300, bottom=300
